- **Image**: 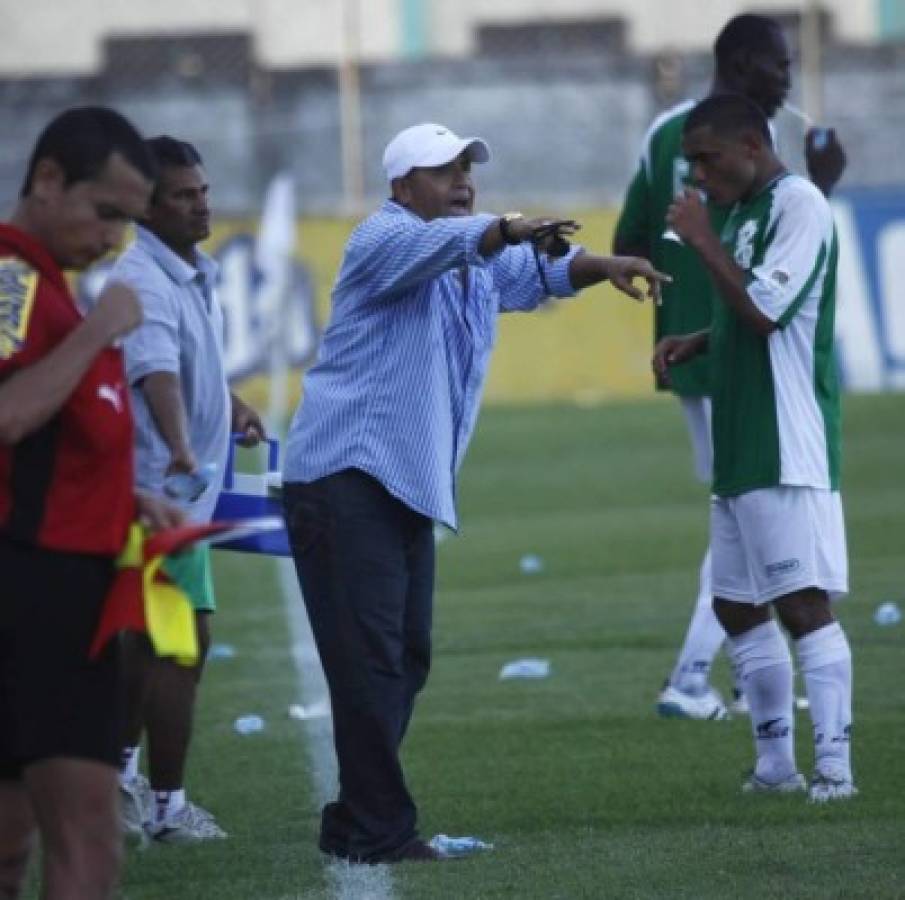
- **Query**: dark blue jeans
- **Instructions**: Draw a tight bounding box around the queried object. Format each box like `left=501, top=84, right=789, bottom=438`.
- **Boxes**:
left=283, top=469, right=434, bottom=862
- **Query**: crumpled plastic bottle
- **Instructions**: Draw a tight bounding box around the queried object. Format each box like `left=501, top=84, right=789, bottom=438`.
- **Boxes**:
left=233, top=714, right=265, bottom=735
left=874, top=601, right=902, bottom=627
left=429, top=834, right=494, bottom=858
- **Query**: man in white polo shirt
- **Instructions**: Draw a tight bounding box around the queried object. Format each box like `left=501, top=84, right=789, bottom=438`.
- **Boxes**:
left=110, top=136, right=265, bottom=842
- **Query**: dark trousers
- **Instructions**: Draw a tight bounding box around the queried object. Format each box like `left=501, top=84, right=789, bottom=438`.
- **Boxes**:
left=283, top=469, right=434, bottom=862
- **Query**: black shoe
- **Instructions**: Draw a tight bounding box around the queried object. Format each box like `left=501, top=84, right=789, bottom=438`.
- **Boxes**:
left=383, top=839, right=442, bottom=863
left=321, top=838, right=442, bottom=865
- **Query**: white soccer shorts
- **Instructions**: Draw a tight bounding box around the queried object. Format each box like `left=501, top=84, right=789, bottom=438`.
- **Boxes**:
left=710, top=485, right=848, bottom=605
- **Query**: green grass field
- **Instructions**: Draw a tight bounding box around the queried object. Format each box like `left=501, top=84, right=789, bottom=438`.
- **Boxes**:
left=113, top=393, right=903, bottom=899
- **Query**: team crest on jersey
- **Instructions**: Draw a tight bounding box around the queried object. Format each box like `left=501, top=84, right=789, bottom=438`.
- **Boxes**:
left=733, top=220, right=759, bottom=269
left=0, top=258, right=38, bottom=359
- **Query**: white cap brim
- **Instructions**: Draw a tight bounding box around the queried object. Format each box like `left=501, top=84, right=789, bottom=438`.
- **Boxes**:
left=383, top=124, right=492, bottom=181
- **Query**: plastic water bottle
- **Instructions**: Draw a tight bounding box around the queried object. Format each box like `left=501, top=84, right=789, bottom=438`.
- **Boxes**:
left=208, top=643, right=236, bottom=660
left=519, top=554, right=544, bottom=575
left=429, top=834, right=493, bottom=858
left=874, top=601, right=902, bottom=627
left=233, top=714, right=265, bottom=735
left=163, top=462, right=218, bottom=502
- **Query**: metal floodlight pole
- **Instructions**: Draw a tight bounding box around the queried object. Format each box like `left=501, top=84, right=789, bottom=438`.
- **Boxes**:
left=339, top=0, right=365, bottom=216
left=800, top=0, right=824, bottom=123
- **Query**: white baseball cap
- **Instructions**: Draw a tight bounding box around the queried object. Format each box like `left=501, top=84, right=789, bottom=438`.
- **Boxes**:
left=382, top=123, right=491, bottom=182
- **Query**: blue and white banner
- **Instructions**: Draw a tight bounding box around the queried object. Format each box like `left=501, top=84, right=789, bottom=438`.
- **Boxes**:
left=834, top=190, right=905, bottom=391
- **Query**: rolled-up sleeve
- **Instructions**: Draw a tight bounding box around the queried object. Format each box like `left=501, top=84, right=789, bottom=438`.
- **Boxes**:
left=120, top=283, right=180, bottom=384
left=494, top=243, right=582, bottom=312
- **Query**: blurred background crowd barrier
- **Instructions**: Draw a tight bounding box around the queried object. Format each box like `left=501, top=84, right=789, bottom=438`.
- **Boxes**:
left=2, top=0, right=904, bottom=408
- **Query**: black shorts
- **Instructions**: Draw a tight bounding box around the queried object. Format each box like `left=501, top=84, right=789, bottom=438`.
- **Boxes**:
left=0, top=537, right=123, bottom=779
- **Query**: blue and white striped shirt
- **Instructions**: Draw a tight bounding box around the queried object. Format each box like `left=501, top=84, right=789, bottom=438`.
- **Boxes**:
left=283, top=200, right=580, bottom=529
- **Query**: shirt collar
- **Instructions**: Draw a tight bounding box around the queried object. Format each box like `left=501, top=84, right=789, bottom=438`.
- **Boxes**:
left=381, top=199, right=422, bottom=222
left=135, top=224, right=218, bottom=286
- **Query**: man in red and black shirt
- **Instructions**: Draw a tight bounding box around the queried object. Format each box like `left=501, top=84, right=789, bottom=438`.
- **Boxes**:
left=0, top=107, right=182, bottom=900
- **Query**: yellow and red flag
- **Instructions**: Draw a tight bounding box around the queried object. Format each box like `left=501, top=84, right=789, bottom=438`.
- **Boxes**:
left=90, top=521, right=232, bottom=665
left=90, top=516, right=285, bottom=665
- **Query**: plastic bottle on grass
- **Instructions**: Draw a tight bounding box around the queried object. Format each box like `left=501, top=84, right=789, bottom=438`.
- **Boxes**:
left=429, top=834, right=493, bottom=858
left=234, top=715, right=265, bottom=735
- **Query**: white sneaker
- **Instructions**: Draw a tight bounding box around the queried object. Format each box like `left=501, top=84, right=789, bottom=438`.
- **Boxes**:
left=145, top=802, right=228, bottom=843
left=729, top=689, right=750, bottom=716
left=809, top=766, right=858, bottom=803
left=119, top=775, right=150, bottom=838
left=742, top=771, right=807, bottom=794
left=656, top=684, right=728, bottom=720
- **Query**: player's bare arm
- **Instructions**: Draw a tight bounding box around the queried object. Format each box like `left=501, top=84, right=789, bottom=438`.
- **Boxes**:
left=139, top=372, right=197, bottom=474
left=573, top=253, right=671, bottom=302
left=0, top=281, right=141, bottom=445
left=805, top=127, right=846, bottom=197
left=135, top=488, right=187, bottom=531
left=652, top=329, right=710, bottom=383
left=667, top=189, right=775, bottom=335
left=231, top=392, right=266, bottom=446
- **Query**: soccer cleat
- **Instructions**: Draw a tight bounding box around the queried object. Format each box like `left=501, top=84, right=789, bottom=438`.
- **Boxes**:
left=119, top=775, right=150, bottom=838
left=145, top=802, right=228, bottom=843
left=742, top=771, right=807, bottom=794
left=656, top=684, right=729, bottom=720
left=809, top=767, right=858, bottom=803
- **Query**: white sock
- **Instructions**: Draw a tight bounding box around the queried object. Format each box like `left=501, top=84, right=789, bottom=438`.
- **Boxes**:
left=729, top=620, right=797, bottom=782
left=152, top=788, right=186, bottom=823
left=795, top=622, right=853, bottom=779
left=120, top=746, right=140, bottom=783
left=670, top=547, right=725, bottom=694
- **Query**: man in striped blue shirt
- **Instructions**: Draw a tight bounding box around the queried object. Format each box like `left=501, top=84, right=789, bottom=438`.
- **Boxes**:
left=283, top=123, right=667, bottom=863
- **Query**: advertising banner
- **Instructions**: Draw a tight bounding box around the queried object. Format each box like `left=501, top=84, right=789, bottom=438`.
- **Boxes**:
left=78, top=196, right=904, bottom=413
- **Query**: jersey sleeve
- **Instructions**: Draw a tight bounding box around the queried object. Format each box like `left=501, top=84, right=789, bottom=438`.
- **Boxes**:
left=0, top=259, right=42, bottom=375
left=613, top=166, right=651, bottom=254
left=747, top=187, right=832, bottom=327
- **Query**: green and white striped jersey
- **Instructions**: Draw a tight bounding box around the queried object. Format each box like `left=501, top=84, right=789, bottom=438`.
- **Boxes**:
left=615, top=100, right=728, bottom=396
left=711, top=173, right=841, bottom=498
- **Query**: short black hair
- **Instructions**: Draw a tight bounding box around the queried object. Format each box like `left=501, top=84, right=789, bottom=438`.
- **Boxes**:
left=714, top=14, right=782, bottom=72
left=144, top=136, right=203, bottom=203
left=145, top=135, right=203, bottom=169
left=20, top=106, right=156, bottom=197
left=684, top=93, right=771, bottom=142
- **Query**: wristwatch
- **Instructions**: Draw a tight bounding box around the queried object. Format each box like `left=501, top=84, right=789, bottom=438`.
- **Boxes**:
left=498, top=212, right=524, bottom=246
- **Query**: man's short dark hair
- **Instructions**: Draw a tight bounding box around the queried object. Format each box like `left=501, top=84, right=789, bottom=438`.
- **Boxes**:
left=714, top=14, right=782, bottom=73
left=144, top=137, right=203, bottom=202
left=684, top=94, right=771, bottom=142
left=145, top=136, right=203, bottom=169
left=20, top=106, right=156, bottom=197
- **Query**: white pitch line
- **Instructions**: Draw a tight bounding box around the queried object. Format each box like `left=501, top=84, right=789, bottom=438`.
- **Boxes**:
left=276, top=557, right=394, bottom=900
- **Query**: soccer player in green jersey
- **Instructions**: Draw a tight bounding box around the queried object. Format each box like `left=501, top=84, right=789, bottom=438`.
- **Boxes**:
left=614, top=14, right=846, bottom=720
left=654, top=93, right=855, bottom=802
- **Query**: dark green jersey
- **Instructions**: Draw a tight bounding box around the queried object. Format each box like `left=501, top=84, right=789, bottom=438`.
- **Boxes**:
left=615, top=100, right=728, bottom=396
left=711, top=173, right=841, bottom=498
